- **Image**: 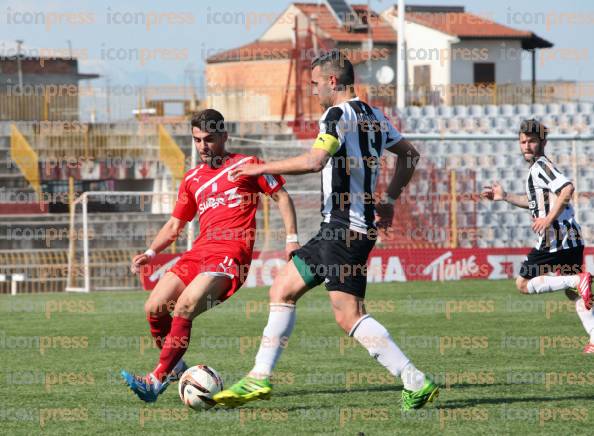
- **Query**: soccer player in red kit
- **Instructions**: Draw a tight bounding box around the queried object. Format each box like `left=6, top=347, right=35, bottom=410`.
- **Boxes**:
left=121, top=109, right=300, bottom=402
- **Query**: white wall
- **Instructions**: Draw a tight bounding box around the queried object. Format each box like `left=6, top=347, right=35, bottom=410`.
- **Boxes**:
left=381, top=7, right=524, bottom=89
left=381, top=7, right=456, bottom=91
left=403, top=20, right=456, bottom=87
left=450, top=40, right=522, bottom=84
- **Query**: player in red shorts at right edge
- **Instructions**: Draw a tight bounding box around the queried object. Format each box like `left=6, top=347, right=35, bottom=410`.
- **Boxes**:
left=121, top=109, right=300, bottom=402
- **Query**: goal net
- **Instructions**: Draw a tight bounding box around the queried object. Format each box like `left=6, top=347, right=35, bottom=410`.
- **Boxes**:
left=65, top=189, right=321, bottom=292
left=66, top=191, right=183, bottom=292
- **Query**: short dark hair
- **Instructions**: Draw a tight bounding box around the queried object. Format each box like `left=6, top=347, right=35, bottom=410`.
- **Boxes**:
left=311, top=49, right=355, bottom=86
left=519, top=118, right=548, bottom=141
left=191, top=108, right=226, bottom=133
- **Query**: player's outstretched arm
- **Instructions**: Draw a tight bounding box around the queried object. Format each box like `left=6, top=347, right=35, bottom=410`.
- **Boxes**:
left=480, top=181, right=529, bottom=209
left=130, top=217, right=187, bottom=273
left=271, top=188, right=300, bottom=260
left=230, top=149, right=331, bottom=178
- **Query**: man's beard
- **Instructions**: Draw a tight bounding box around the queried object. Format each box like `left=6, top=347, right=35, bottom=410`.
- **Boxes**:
left=320, top=101, right=331, bottom=111
left=203, top=153, right=227, bottom=168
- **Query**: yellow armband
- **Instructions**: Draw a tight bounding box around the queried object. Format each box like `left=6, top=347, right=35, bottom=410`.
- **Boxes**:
left=312, top=133, right=340, bottom=155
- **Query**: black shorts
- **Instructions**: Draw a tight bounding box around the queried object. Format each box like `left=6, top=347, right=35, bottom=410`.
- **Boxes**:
left=291, top=222, right=376, bottom=298
left=519, top=245, right=584, bottom=279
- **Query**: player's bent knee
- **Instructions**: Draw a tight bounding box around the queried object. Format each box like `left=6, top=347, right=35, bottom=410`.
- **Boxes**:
left=268, top=267, right=304, bottom=304
left=172, top=298, right=198, bottom=319
left=269, top=283, right=296, bottom=304
left=144, top=299, right=167, bottom=317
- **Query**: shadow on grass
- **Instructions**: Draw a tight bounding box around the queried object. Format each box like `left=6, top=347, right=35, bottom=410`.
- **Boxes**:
left=275, top=382, right=511, bottom=398
left=438, top=393, right=594, bottom=409
left=275, top=384, right=402, bottom=398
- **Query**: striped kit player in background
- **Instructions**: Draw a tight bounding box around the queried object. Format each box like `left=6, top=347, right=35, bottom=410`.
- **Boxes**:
left=482, top=119, right=594, bottom=353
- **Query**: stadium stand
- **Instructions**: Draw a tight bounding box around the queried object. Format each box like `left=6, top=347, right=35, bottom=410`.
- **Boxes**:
left=1, top=103, right=593, bottom=292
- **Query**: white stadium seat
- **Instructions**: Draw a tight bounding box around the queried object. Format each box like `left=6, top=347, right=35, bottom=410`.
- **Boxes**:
left=422, top=106, right=436, bottom=117
left=562, top=102, right=578, bottom=114
left=516, top=104, right=531, bottom=116
left=454, top=105, right=469, bottom=117
left=500, top=105, right=515, bottom=116
left=530, top=104, right=546, bottom=116
left=437, top=105, right=453, bottom=117
left=485, top=105, right=499, bottom=116
left=546, top=103, right=561, bottom=115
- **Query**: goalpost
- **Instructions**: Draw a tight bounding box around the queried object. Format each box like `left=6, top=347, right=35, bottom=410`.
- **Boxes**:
left=64, top=189, right=322, bottom=293
left=65, top=190, right=181, bottom=292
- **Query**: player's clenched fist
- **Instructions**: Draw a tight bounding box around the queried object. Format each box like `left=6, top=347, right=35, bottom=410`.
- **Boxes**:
left=130, top=252, right=152, bottom=274
left=375, top=202, right=395, bottom=229
left=285, top=242, right=300, bottom=261
left=481, top=181, right=506, bottom=201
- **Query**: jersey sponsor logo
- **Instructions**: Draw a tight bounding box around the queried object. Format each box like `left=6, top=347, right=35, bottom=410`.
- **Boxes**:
left=198, top=187, right=242, bottom=215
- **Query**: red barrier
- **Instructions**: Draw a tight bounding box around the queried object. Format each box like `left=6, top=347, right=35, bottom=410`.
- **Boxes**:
left=139, top=247, right=594, bottom=290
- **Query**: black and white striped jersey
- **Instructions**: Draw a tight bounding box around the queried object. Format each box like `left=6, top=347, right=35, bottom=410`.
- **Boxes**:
left=526, top=156, right=583, bottom=252
left=316, top=97, right=402, bottom=233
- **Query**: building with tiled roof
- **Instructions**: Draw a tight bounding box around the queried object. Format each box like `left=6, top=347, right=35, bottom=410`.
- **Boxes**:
left=205, top=2, right=553, bottom=122
left=381, top=5, right=552, bottom=105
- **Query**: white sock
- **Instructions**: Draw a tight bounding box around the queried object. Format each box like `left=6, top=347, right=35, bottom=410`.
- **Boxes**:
left=250, top=303, right=296, bottom=378
left=575, top=299, right=594, bottom=343
left=350, top=315, right=424, bottom=391
left=149, top=372, right=164, bottom=389
left=527, top=275, right=579, bottom=294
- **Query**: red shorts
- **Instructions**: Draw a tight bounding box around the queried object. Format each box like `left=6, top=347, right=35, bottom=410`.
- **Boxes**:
left=168, top=246, right=252, bottom=302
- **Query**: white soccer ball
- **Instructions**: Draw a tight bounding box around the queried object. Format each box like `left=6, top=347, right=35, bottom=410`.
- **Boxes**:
left=178, top=365, right=224, bottom=410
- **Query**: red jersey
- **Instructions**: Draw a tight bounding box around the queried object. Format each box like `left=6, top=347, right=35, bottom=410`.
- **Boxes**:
left=172, top=153, right=285, bottom=258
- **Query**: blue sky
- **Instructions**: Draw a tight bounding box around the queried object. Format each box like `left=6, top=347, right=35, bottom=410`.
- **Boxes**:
left=0, top=0, right=590, bottom=89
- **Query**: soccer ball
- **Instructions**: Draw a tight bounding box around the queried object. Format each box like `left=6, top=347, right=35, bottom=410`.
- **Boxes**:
left=178, top=365, right=224, bottom=410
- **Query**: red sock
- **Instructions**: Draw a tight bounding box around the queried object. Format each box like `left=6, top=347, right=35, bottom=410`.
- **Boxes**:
left=147, top=314, right=172, bottom=349
left=152, top=316, right=192, bottom=381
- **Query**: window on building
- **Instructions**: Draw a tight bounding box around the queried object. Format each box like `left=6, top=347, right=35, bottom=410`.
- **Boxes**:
left=474, top=63, right=495, bottom=84
left=414, top=65, right=431, bottom=87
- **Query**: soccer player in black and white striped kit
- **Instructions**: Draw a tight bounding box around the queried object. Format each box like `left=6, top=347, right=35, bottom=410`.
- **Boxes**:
left=215, top=50, right=439, bottom=409
left=482, top=119, right=594, bottom=353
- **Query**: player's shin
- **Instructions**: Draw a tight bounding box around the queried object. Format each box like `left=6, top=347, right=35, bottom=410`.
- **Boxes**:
left=152, top=316, right=192, bottom=381
left=527, top=275, right=579, bottom=294
left=350, top=314, right=425, bottom=391
left=249, top=303, right=296, bottom=379
left=147, top=313, right=172, bottom=349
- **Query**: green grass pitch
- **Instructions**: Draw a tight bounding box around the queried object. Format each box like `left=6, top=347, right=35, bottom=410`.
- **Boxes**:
left=1, top=279, right=593, bottom=435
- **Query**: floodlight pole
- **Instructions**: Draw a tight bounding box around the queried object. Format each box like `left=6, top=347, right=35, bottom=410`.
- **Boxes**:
left=396, top=0, right=405, bottom=109
left=16, top=40, right=23, bottom=89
